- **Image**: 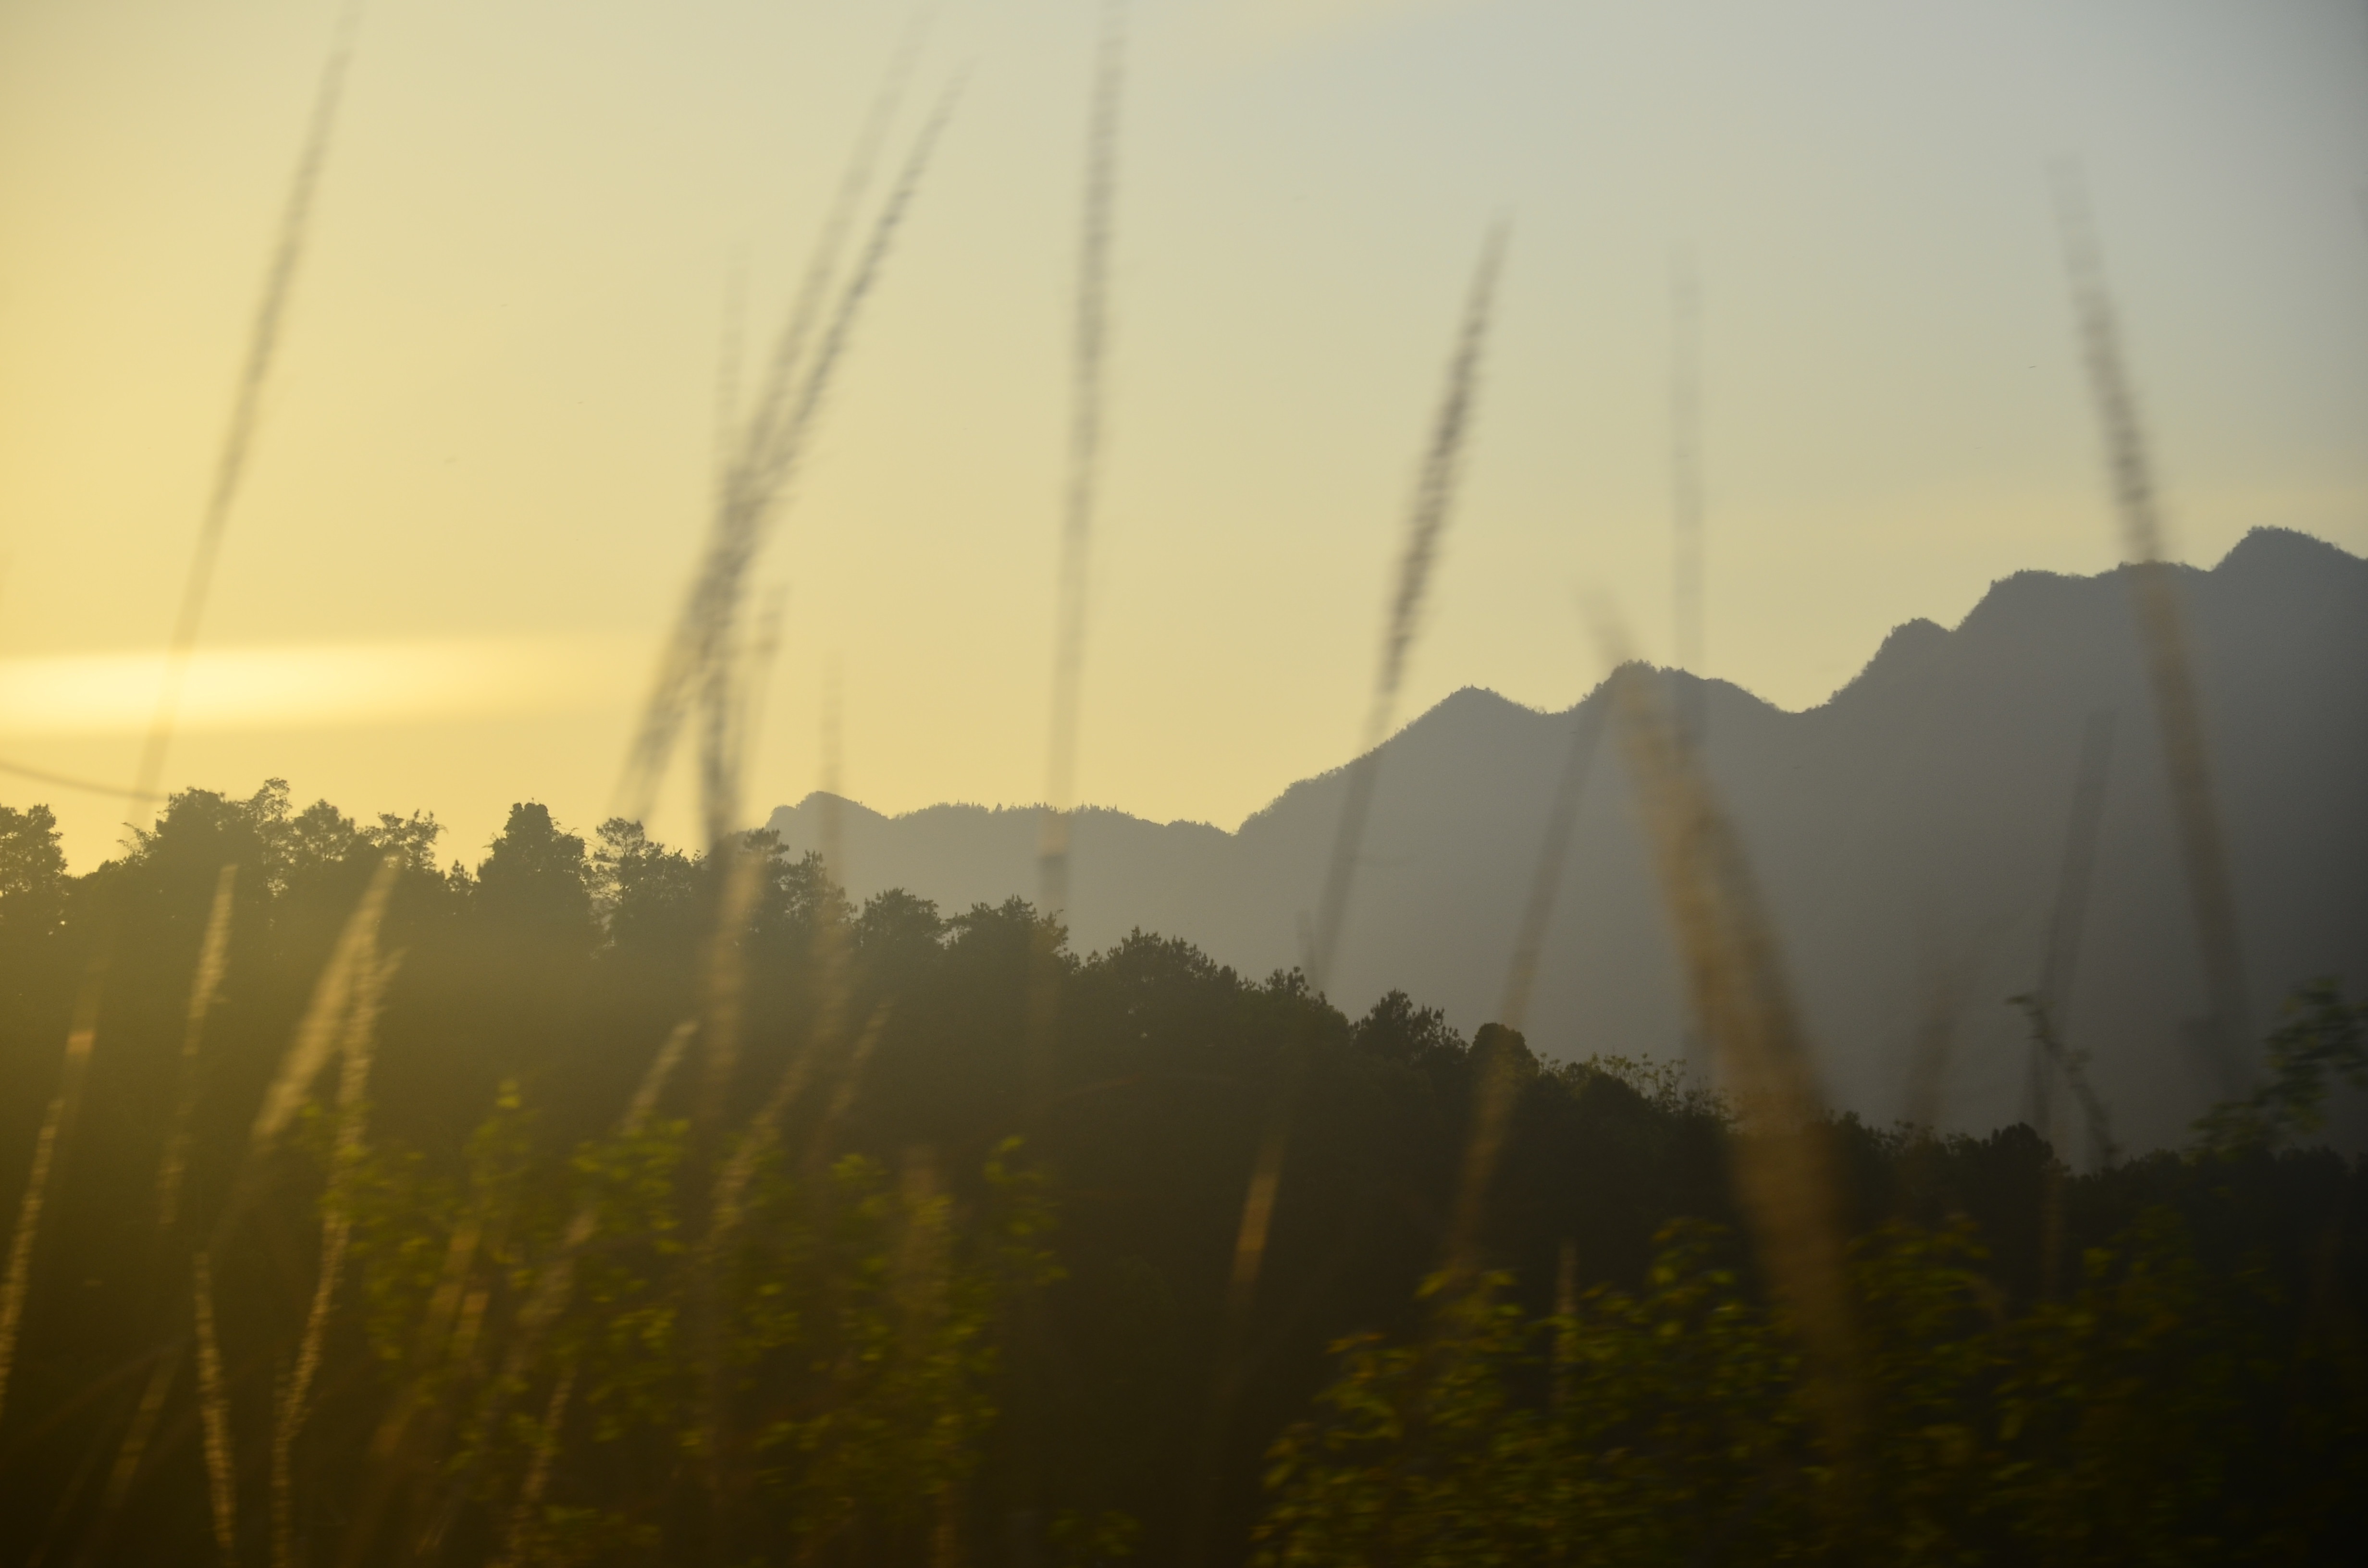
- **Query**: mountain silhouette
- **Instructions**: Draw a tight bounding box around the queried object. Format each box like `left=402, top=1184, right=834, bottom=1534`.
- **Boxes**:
left=769, top=528, right=2368, bottom=1150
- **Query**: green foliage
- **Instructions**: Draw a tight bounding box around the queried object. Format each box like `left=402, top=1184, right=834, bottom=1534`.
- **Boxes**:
left=1, top=785, right=2363, bottom=1567
left=2193, top=981, right=2368, bottom=1154
left=1257, top=1210, right=2367, bottom=1566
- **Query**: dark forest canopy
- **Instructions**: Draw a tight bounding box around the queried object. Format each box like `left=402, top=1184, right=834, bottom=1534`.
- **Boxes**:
left=0, top=783, right=2363, bottom=1566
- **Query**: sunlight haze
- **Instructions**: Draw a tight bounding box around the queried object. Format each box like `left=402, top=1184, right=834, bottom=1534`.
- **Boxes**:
left=1, top=0, right=2363, bottom=868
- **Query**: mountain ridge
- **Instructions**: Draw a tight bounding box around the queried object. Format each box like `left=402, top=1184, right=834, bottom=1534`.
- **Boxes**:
left=768, top=527, right=2368, bottom=1149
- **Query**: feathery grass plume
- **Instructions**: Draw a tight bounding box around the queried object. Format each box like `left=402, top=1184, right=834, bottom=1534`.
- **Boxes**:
left=1184, top=227, right=1509, bottom=1560
left=158, top=864, right=240, bottom=1230
left=1031, top=0, right=1128, bottom=1125
left=0, top=3, right=357, bottom=1428
left=1597, top=636, right=1864, bottom=1464
left=271, top=943, right=397, bottom=1568
left=694, top=595, right=788, bottom=1139
left=137, top=0, right=360, bottom=799
left=1228, top=222, right=1508, bottom=1322
left=412, top=1021, right=696, bottom=1555
left=1036, top=0, right=1127, bottom=933
left=245, top=856, right=398, bottom=1164
left=2052, top=162, right=2251, bottom=1097
left=0, top=12, right=357, bottom=1417
left=1669, top=247, right=1707, bottom=752
left=194, top=1250, right=238, bottom=1565
left=620, top=61, right=957, bottom=821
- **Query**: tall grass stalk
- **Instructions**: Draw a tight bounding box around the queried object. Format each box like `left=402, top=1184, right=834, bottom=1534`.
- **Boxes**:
left=623, top=69, right=958, bottom=820
left=1036, top=0, right=1126, bottom=933
left=1600, top=649, right=1864, bottom=1465
left=245, top=857, right=398, bottom=1165
left=1228, top=223, right=1508, bottom=1326
left=194, top=1250, right=238, bottom=1565
left=272, top=943, right=397, bottom=1568
left=133, top=1, right=358, bottom=799
left=2052, top=162, right=2251, bottom=1096
left=0, top=9, right=357, bottom=1423
left=1182, top=228, right=1508, bottom=1563
left=158, top=864, right=240, bottom=1230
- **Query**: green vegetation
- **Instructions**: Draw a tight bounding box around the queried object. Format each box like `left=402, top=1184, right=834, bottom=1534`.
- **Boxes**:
left=0, top=785, right=2362, bottom=1565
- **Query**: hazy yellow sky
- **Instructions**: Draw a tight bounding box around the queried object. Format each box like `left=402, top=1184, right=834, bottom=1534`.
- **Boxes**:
left=2, top=0, right=2364, bottom=869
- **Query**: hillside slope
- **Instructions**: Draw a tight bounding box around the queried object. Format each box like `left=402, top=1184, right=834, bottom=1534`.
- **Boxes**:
left=769, top=528, right=2368, bottom=1149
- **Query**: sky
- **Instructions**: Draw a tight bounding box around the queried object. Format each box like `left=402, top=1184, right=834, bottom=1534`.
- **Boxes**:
left=1, top=0, right=2364, bottom=870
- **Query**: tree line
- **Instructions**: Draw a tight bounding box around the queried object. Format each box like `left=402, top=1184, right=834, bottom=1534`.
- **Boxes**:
left=0, top=783, right=2361, bottom=1565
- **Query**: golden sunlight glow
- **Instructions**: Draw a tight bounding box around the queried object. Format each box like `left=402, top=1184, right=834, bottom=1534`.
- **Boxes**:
left=0, top=637, right=643, bottom=736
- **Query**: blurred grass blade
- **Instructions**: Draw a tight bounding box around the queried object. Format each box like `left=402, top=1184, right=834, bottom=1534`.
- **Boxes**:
left=1598, top=637, right=1863, bottom=1463
left=624, top=74, right=963, bottom=820
left=246, top=856, right=398, bottom=1158
left=272, top=943, right=397, bottom=1568
left=2052, top=162, right=2251, bottom=1096
left=194, top=1250, right=238, bottom=1566
left=159, top=864, right=240, bottom=1230
left=1307, top=220, right=1507, bottom=994
left=135, top=0, right=360, bottom=799
left=1038, top=0, right=1128, bottom=928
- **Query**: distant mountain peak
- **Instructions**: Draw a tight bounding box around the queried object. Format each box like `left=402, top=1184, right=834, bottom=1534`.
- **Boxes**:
left=1825, top=617, right=1949, bottom=710
left=2216, top=526, right=2363, bottom=579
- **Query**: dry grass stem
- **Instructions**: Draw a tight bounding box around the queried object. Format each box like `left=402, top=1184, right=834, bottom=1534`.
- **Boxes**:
left=1037, top=0, right=1127, bottom=927
left=194, top=1250, right=238, bottom=1565
left=2052, top=163, right=2251, bottom=1095
left=0, top=994, right=98, bottom=1425
left=272, top=943, right=397, bottom=1568
left=624, top=71, right=960, bottom=820
left=2, top=5, right=358, bottom=1432
left=159, top=864, right=240, bottom=1230
left=1601, top=649, right=1864, bottom=1461
left=245, top=856, right=398, bottom=1162
left=1227, top=223, right=1509, bottom=1324
left=1307, top=222, right=1507, bottom=994
left=135, top=0, right=359, bottom=800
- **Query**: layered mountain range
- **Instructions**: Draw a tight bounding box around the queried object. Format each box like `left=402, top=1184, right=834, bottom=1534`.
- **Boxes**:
left=768, top=528, right=2368, bottom=1151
